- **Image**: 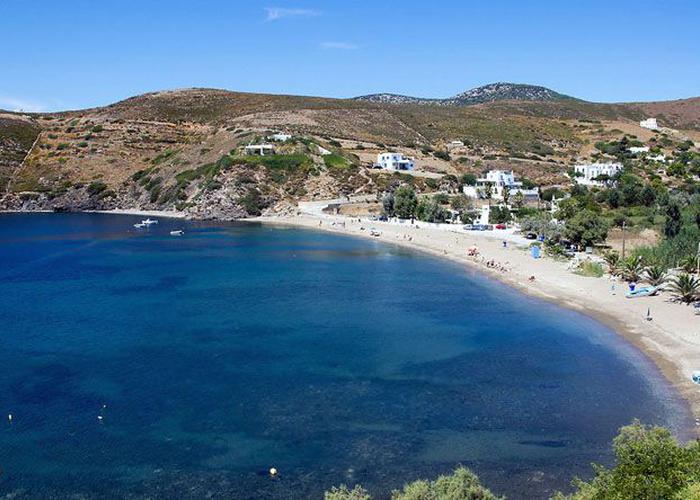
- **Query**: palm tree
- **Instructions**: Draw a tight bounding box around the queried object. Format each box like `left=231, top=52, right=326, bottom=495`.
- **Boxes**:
left=644, top=265, right=668, bottom=287
left=670, top=273, right=700, bottom=304
left=502, top=185, right=511, bottom=207
left=603, top=250, right=621, bottom=276
left=678, top=255, right=698, bottom=274
left=621, top=255, right=645, bottom=282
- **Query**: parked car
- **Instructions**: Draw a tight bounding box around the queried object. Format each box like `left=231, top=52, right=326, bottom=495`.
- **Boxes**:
left=525, top=232, right=538, bottom=240
left=378, top=214, right=388, bottom=221
left=462, top=224, right=473, bottom=231
left=495, top=223, right=507, bottom=230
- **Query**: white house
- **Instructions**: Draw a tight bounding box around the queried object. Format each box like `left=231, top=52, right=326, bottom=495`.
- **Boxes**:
left=640, top=118, right=659, bottom=130
left=447, top=140, right=464, bottom=149
left=462, top=170, right=538, bottom=201
left=572, top=162, right=623, bottom=186
left=375, top=152, right=414, bottom=171
left=244, top=143, right=275, bottom=156
left=648, top=154, right=667, bottom=163
left=269, top=132, right=292, bottom=142
left=629, top=146, right=650, bottom=154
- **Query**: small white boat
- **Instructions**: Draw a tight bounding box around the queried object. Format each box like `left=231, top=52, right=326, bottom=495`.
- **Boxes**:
left=370, top=228, right=381, bottom=237
left=625, top=286, right=658, bottom=299
left=133, top=222, right=147, bottom=229
left=170, top=230, right=184, bottom=236
left=142, top=218, right=159, bottom=226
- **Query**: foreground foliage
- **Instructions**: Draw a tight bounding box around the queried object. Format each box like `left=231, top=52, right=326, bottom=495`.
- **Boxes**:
left=327, top=423, right=700, bottom=500
left=555, top=421, right=700, bottom=500
left=326, top=467, right=500, bottom=500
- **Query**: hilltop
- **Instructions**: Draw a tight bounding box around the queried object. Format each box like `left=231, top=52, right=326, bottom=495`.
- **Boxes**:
left=354, top=82, right=574, bottom=106
left=1, top=86, right=699, bottom=218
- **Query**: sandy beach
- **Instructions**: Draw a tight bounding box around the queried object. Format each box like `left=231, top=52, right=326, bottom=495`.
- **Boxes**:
left=251, top=212, right=700, bottom=428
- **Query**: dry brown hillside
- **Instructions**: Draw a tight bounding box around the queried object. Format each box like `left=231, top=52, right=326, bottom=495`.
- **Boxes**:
left=1, top=87, right=698, bottom=218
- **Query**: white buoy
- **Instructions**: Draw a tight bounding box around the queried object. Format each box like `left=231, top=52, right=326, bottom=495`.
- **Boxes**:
left=8, top=414, right=12, bottom=422
left=97, top=415, right=104, bottom=421
left=269, top=467, right=278, bottom=476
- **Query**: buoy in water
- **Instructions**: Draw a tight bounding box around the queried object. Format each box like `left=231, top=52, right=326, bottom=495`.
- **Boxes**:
left=97, top=415, right=104, bottom=421
left=7, top=414, right=12, bottom=422
left=269, top=467, right=278, bottom=476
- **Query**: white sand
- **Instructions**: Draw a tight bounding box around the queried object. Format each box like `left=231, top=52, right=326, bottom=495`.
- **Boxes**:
left=253, top=213, right=700, bottom=426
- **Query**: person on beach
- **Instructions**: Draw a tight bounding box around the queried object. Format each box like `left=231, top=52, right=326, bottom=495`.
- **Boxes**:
left=528, top=275, right=536, bottom=283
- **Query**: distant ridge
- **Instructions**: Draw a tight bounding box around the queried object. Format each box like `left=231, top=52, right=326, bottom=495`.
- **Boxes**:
left=354, top=82, right=576, bottom=106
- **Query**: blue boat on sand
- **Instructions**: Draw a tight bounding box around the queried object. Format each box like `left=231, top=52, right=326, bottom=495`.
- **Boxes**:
left=625, top=286, right=658, bottom=299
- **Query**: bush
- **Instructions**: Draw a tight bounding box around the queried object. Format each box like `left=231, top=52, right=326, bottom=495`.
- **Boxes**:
left=574, top=260, right=604, bottom=278
left=87, top=181, right=107, bottom=196
left=434, top=150, right=451, bottom=161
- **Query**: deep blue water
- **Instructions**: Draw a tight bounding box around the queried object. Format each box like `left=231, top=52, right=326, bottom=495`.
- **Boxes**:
left=0, top=213, right=692, bottom=499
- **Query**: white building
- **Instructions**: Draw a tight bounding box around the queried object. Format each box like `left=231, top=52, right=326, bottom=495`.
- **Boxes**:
left=447, top=140, right=464, bottom=149
left=640, top=118, right=659, bottom=130
left=375, top=152, right=414, bottom=171
left=629, top=146, right=650, bottom=154
left=462, top=170, right=538, bottom=201
left=244, top=143, right=275, bottom=156
left=648, top=154, right=667, bottom=163
left=572, top=162, right=623, bottom=186
left=318, top=145, right=332, bottom=156
left=269, top=132, right=292, bottom=142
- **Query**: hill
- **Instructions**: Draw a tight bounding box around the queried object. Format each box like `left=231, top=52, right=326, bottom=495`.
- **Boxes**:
left=354, top=82, right=575, bottom=106
left=1, top=86, right=698, bottom=218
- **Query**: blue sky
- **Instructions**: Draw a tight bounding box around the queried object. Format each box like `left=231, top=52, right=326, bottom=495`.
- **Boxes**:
left=1, top=0, right=698, bottom=111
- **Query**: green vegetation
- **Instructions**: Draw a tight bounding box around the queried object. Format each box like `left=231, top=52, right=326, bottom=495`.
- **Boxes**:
left=563, top=209, right=609, bottom=247
left=326, top=422, right=700, bottom=500
left=323, top=153, right=351, bottom=169
left=152, top=148, right=179, bottom=165
left=326, top=467, right=498, bottom=500
left=669, top=273, right=700, bottom=304
left=86, top=180, right=107, bottom=196
left=574, top=260, right=605, bottom=278
left=392, top=185, right=418, bottom=219
left=555, top=421, right=700, bottom=499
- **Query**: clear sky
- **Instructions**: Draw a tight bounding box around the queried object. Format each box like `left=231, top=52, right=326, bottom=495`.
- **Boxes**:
left=1, top=0, right=698, bottom=112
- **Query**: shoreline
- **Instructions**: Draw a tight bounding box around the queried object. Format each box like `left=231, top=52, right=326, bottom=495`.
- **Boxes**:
left=249, top=213, right=700, bottom=434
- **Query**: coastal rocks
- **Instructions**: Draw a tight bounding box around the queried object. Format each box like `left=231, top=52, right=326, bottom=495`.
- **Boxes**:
left=0, top=186, right=121, bottom=213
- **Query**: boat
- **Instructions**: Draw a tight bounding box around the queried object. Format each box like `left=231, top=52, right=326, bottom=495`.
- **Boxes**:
left=625, top=286, right=658, bottom=299
left=170, top=230, right=184, bottom=236
left=133, top=222, right=147, bottom=228
left=142, top=218, right=158, bottom=226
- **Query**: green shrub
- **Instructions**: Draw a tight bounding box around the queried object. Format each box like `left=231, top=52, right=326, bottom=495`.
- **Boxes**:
left=87, top=181, right=107, bottom=196
left=574, top=260, right=605, bottom=278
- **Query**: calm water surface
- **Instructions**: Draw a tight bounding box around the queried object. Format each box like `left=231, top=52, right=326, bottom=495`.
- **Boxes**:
left=0, top=213, right=692, bottom=498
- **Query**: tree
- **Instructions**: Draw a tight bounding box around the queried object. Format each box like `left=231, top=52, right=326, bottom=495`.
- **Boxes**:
left=393, top=185, right=417, bottom=219
left=603, top=250, right=621, bottom=276
left=391, top=467, right=499, bottom=500
left=620, top=256, right=645, bottom=282
left=489, top=205, right=511, bottom=224
left=416, top=197, right=449, bottom=223
left=512, top=190, right=525, bottom=209
left=564, top=209, right=609, bottom=247
left=325, top=485, right=371, bottom=500
left=382, top=192, right=395, bottom=216
left=482, top=183, right=493, bottom=204
left=644, top=265, right=668, bottom=287
left=639, top=185, right=657, bottom=206
left=556, top=421, right=700, bottom=500
left=461, top=173, right=477, bottom=186
left=670, top=273, right=700, bottom=304
left=502, top=185, right=511, bottom=206
left=665, top=202, right=682, bottom=238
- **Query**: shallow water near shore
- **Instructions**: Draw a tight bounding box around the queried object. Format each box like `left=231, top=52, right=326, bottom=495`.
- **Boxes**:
left=0, top=213, right=693, bottom=499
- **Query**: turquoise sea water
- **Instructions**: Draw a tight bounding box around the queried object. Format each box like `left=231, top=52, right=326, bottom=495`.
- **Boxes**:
left=0, top=213, right=692, bottom=499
